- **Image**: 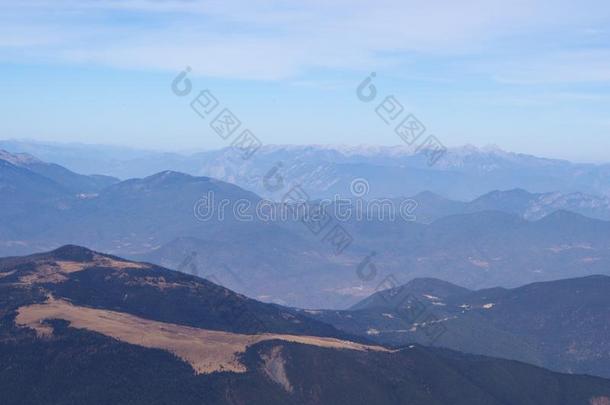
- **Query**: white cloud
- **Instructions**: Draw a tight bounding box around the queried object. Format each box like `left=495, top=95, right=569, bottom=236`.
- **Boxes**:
left=1, top=0, right=610, bottom=81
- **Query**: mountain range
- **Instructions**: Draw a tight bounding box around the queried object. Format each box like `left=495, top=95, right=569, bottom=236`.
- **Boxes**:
left=304, top=275, right=610, bottom=379
left=0, top=148, right=118, bottom=194
left=1, top=246, right=610, bottom=405
left=2, top=149, right=610, bottom=308
left=413, top=188, right=610, bottom=223
left=3, top=140, right=610, bottom=200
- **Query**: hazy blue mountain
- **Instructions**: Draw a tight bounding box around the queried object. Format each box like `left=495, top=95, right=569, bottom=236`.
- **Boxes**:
left=1, top=246, right=610, bottom=405
left=0, top=140, right=165, bottom=178
left=4, top=140, right=610, bottom=200
left=465, top=189, right=610, bottom=222
left=0, top=149, right=118, bottom=194
left=0, top=157, right=77, bottom=250
left=408, top=189, right=610, bottom=223
left=0, top=158, right=67, bottom=203
left=0, top=150, right=119, bottom=255
left=3, top=148, right=610, bottom=308
left=305, top=275, right=610, bottom=379
left=0, top=170, right=267, bottom=256
left=3, top=162, right=610, bottom=307
left=142, top=207, right=610, bottom=308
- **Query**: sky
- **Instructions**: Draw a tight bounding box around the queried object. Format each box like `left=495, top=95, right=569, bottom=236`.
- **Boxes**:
left=1, top=0, right=610, bottom=162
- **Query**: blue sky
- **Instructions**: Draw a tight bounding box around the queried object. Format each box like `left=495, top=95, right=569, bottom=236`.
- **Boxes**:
left=1, top=0, right=610, bottom=162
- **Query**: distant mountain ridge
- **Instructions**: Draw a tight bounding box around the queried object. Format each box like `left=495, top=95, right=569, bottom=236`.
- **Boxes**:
left=3, top=140, right=610, bottom=200
left=0, top=149, right=118, bottom=195
left=414, top=188, right=610, bottom=222
left=2, top=148, right=610, bottom=308
left=305, top=275, right=610, bottom=379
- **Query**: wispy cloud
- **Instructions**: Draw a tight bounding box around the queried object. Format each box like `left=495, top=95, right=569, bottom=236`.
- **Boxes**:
left=492, top=50, right=610, bottom=84
left=2, top=0, right=609, bottom=82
